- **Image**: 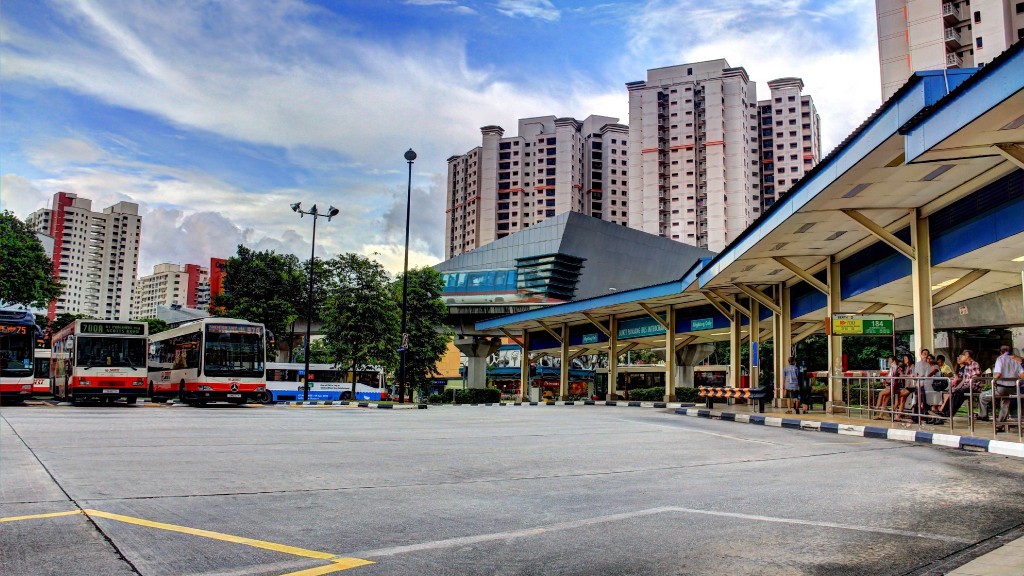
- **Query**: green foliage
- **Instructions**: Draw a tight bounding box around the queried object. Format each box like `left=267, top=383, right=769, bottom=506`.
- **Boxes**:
left=620, top=348, right=659, bottom=365
left=626, top=387, right=665, bottom=401
left=49, top=313, right=91, bottom=334
left=393, top=267, right=453, bottom=394
left=675, top=387, right=702, bottom=403
left=138, top=318, right=170, bottom=335
left=213, top=245, right=305, bottom=344
left=427, top=393, right=446, bottom=404
left=291, top=338, right=333, bottom=364
left=0, top=211, right=62, bottom=308
left=453, top=388, right=501, bottom=404
left=321, top=253, right=400, bottom=376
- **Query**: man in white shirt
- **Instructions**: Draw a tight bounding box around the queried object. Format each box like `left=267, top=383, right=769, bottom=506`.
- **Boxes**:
left=992, top=345, right=1023, bottom=432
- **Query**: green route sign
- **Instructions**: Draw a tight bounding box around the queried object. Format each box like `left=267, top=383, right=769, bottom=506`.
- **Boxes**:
left=831, top=313, right=894, bottom=336
left=690, top=318, right=714, bottom=331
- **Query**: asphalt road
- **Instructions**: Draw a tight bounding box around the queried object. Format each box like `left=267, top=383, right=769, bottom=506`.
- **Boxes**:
left=2, top=402, right=1022, bottom=576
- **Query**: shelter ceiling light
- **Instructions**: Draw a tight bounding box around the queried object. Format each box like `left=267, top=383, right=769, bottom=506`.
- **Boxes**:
left=842, top=183, right=871, bottom=198
left=1012, top=255, right=1024, bottom=262
left=931, top=277, right=960, bottom=290
left=825, top=231, right=847, bottom=241
left=921, top=164, right=954, bottom=181
left=796, top=222, right=815, bottom=233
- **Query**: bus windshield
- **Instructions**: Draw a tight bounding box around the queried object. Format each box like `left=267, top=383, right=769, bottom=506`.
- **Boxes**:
left=204, top=325, right=264, bottom=377
left=76, top=337, right=147, bottom=369
left=0, top=330, right=34, bottom=376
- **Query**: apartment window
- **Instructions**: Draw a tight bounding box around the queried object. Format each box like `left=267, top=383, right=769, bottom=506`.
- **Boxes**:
left=788, top=96, right=795, bottom=102
left=1017, top=2, right=1024, bottom=13
left=976, top=36, right=983, bottom=48
left=686, top=67, right=692, bottom=75
left=973, top=10, right=981, bottom=22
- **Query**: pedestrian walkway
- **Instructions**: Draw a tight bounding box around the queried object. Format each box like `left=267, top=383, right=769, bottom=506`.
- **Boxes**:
left=946, top=534, right=1024, bottom=576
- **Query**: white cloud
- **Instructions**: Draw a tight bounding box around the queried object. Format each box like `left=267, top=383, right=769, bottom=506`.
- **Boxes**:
left=496, top=0, right=561, bottom=21
left=625, top=0, right=881, bottom=153
left=0, top=174, right=50, bottom=217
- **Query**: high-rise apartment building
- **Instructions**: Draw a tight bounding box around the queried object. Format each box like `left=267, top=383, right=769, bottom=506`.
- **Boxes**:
left=445, top=115, right=629, bottom=258
left=26, top=192, right=141, bottom=321
left=757, top=78, right=822, bottom=207
left=132, top=263, right=211, bottom=319
left=876, top=0, right=1024, bottom=101
left=132, top=263, right=190, bottom=320
left=626, top=60, right=762, bottom=252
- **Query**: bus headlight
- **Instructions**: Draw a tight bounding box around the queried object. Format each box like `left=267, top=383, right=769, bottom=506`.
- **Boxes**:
left=255, top=386, right=265, bottom=392
left=80, top=379, right=90, bottom=386
left=133, top=380, right=145, bottom=386
left=22, top=384, right=32, bottom=390
left=198, top=385, right=213, bottom=391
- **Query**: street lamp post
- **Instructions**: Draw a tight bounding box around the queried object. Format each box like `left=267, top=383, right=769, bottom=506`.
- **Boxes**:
left=398, top=149, right=416, bottom=404
left=291, top=202, right=339, bottom=401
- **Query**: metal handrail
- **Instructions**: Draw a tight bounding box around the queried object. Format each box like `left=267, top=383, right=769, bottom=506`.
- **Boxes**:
left=828, top=374, right=1023, bottom=440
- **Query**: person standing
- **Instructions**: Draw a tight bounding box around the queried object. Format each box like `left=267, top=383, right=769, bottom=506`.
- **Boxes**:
left=910, top=349, right=937, bottom=422
left=992, top=345, right=1023, bottom=433
left=784, top=357, right=801, bottom=414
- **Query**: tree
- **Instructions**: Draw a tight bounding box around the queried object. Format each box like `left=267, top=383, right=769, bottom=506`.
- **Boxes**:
left=138, top=318, right=170, bottom=335
left=213, top=245, right=305, bottom=347
left=320, top=254, right=400, bottom=387
left=291, top=338, right=333, bottom=364
left=0, top=211, right=62, bottom=308
left=393, top=267, right=453, bottom=395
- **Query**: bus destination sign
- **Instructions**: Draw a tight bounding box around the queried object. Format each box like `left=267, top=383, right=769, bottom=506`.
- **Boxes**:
left=80, top=322, right=145, bottom=336
left=830, top=314, right=894, bottom=336
left=208, top=324, right=263, bottom=335
left=0, top=325, right=28, bottom=335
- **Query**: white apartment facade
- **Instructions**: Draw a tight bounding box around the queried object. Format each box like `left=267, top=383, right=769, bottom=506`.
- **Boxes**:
left=26, top=192, right=141, bottom=321
left=132, top=263, right=189, bottom=320
left=445, top=115, right=629, bottom=258
left=876, top=0, right=1024, bottom=100
left=757, top=78, right=822, bottom=207
left=626, top=60, right=762, bottom=252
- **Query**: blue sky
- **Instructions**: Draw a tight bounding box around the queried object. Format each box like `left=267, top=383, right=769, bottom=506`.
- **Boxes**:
left=1, top=0, right=881, bottom=274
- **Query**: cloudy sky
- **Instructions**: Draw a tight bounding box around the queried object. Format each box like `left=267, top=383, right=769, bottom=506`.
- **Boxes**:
left=1, top=0, right=881, bottom=276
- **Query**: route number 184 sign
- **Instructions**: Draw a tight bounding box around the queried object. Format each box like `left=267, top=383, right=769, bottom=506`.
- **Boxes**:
left=830, top=313, right=894, bottom=336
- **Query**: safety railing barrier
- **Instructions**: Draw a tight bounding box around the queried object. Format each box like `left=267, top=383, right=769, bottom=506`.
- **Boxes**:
left=829, top=374, right=1022, bottom=440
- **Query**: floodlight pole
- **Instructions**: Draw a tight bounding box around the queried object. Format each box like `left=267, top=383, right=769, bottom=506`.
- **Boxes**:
left=291, top=202, right=339, bottom=401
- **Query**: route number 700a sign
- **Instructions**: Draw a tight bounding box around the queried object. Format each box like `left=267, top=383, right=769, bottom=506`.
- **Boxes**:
left=830, top=313, right=894, bottom=336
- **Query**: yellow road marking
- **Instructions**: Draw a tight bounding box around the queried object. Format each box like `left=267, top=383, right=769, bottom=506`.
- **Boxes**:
left=83, top=509, right=338, bottom=560
left=279, top=559, right=375, bottom=576
left=0, top=510, right=82, bottom=523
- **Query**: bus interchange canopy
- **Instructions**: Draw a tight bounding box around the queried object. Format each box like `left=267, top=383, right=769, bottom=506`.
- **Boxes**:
left=476, top=42, right=1024, bottom=403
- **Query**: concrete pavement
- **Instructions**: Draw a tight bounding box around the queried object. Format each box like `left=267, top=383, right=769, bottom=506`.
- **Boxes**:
left=2, top=403, right=1022, bottom=575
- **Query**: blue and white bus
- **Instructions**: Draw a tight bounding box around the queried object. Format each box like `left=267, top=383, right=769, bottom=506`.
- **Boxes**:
left=264, top=362, right=385, bottom=402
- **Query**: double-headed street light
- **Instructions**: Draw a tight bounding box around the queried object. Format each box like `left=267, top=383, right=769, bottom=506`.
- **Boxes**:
left=291, top=202, right=339, bottom=401
left=398, top=148, right=416, bottom=404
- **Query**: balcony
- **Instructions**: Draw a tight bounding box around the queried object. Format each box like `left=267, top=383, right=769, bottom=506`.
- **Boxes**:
left=941, top=3, right=961, bottom=24
left=943, top=27, right=962, bottom=49
left=946, top=51, right=963, bottom=68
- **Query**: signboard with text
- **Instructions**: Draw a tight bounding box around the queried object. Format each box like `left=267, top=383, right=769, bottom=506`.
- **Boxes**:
left=617, top=316, right=666, bottom=341
left=80, top=322, right=146, bottom=336
left=690, top=318, right=714, bottom=332
left=830, top=314, right=894, bottom=336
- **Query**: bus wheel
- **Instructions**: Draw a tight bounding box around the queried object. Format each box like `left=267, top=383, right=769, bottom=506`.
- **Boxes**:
left=261, top=391, right=273, bottom=404
left=126, top=397, right=138, bottom=405
left=178, top=383, right=187, bottom=403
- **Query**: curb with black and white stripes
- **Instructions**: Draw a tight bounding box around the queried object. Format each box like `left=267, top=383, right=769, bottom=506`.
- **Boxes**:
left=674, top=407, right=1024, bottom=459
left=433, top=400, right=698, bottom=409
left=275, top=401, right=427, bottom=409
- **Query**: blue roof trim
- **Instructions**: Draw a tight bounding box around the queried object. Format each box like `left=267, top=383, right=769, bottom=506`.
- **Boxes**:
left=904, top=48, right=1024, bottom=161
left=475, top=258, right=710, bottom=330
left=697, top=71, right=966, bottom=289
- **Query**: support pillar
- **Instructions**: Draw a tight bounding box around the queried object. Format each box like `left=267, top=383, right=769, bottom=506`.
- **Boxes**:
left=454, top=336, right=502, bottom=390
left=910, top=208, right=934, bottom=354
left=559, top=324, right=570, bottom=400
left=607, top=316, right=618, bottom=400
left=778, top=284, right=792, bottom=402
left=730, top=308, right=742, bottom=387
left=665, top=307, right=676, bottom=401
left=748, top=299, right=760, bottom=389
left=826, top=257, right=844, bottom=411
left=519, top=331, right=529, bottom=403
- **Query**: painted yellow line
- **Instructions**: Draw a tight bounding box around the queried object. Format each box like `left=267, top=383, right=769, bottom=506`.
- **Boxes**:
left=0, top=510, right=82, bottom=523
left=279, top=559, right=375, bottom=576
left=83, top=509, right=337, bottom=560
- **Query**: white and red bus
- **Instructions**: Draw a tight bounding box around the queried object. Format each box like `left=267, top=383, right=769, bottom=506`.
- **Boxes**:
left=147, top=318, right=267, bottom=406
left=33, top=348, right=52, bottom=395
left=0, top=309, right=40, bottom=403
left=51, top=319, right=149, bottom=404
